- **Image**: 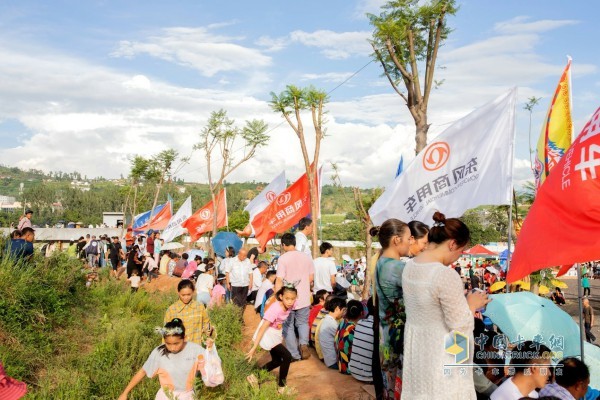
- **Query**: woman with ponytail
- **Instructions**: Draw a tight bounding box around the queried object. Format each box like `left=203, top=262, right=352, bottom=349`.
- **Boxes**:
left=370, top=218, right=412, bottom=399
left=401, top=211, right=490, bottom=399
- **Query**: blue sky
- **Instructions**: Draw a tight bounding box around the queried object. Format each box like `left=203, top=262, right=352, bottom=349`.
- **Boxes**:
left=0, top=0, right=598, bottom=188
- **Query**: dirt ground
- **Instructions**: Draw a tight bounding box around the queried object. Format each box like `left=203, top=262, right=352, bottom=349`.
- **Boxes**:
left=141, top=275, right=374, bottom=399
left=241, top=306, right=374, bottom=400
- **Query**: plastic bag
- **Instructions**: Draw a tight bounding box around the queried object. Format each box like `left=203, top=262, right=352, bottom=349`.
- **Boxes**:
left=202, top=345, right=224, bottom=387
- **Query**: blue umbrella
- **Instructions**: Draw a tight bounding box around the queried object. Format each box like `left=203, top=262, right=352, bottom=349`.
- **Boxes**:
left=584, top=342, right=600, bottom=390
left=211, top=232, right=243, bottom=258
left=483, top=291, right=581, bottom=358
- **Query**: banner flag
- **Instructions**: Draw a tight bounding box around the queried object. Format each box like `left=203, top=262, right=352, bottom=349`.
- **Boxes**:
left=245, top=171, right=286, bottom=223
left=508, top=106, right=600, bottom=282
left=133, top=200, right=172, bottom=233
left=161, top=196, right=192, bottom=243
left=369, top=88, right=517, bottom=225
left=252, top=164, right=318, bottom=248
left=534, top=58, right=573, bottom=188
left=181, top=189, right=227, bottom=242
left=395, top=155, right=404, bottom=178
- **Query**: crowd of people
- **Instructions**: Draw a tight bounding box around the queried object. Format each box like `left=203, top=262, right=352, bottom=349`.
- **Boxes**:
left=2, top=210, right=598, bottom=400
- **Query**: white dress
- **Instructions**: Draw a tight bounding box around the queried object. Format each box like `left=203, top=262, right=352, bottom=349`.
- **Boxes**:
left=401, top=260, right=476, bottom=399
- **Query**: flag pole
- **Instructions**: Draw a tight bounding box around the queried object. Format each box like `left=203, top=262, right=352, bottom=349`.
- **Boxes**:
left=567, top=55, right=582, bottom=362
left=577, top=263, right=585, bottom=362
left=506, top=203, right=513, bottom=294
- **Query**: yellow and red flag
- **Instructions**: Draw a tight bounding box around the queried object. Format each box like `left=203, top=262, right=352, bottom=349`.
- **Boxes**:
left=508, top=107, right=600, bottom=282
left=534, top=58, right=573, bottom=188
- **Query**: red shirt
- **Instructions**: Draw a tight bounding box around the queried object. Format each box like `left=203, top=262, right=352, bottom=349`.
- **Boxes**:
left=146, top=236, right=154, bottom=254
left=309, top=304, right=324, bottom=329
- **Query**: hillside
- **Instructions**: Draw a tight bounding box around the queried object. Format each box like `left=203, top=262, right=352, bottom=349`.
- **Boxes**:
left=0, top=164, right=367, bottom=228
left=0, top=164, right=520, bottom=243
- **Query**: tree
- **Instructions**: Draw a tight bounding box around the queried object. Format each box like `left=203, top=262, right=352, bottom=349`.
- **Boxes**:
left=126, top=156, right=152, bottom=226
left=270, top=85, right=328, bottom=258
left=147, top=149, right=180, bottom=226
left=369, top=0, right=457, bottom=153
left=195, top=109, right=269, bottom=241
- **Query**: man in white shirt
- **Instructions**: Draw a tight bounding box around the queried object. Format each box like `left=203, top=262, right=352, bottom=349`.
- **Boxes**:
left=313, top=242, right=337, bottom=293
left=295, top=217, right=313, bottom=257
left=491, top=341, right=551, bottom=400
left=225, top=248, right=253, bottom=309
left=247, top=261, right=267, bottom=304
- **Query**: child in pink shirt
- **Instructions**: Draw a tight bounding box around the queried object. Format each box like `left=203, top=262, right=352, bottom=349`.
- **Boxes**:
left=246, top=285, right=298, bottom=395
left=209, top=274, right=227, bottom=308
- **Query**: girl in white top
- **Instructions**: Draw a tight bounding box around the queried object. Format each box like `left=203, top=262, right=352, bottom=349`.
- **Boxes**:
left=196, top=264, right=215, bottom=306
left=401, top=211, right=490, bottom=400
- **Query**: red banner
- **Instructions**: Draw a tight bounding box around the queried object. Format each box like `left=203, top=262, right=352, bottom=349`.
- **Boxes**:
left=181, top=189, right=227, bottom=242
left=252, top=165, right=318, bottom=248
left=508, top=107, right=600, bottom=282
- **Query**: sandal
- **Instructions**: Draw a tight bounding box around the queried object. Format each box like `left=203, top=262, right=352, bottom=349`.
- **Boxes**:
left=246, top=374, right=259, bottom=389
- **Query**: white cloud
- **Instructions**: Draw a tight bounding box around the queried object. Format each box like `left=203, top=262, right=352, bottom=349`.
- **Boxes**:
left=289, top=30, right=372, bottom=59
left=0, top=13, right=597, bottom=193
left=300, top=72, right=354, bottom=83
left=255, top=35, right=289, bottom=52
left=353, top=0, right=387, bottom=19
left=111, top=27, right=272, bottom=77
left=494, top=16, right=579, bottom=34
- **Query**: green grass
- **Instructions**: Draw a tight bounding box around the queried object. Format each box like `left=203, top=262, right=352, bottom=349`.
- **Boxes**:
left=0, top=240, right=292, bottom=399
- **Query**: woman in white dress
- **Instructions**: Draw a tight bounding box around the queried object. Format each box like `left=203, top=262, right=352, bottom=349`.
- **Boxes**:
left=402, top=211, right=490, bottom=399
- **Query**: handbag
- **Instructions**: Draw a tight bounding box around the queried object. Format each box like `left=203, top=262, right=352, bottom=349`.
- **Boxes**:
left=201, top=345, right=224, bottom=387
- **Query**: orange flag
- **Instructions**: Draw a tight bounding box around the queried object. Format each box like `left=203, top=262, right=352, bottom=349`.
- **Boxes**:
left=507, top=107, right=600, bottom=282
left=252, top=165, right=318, bottom=248
left=182, top=189, right=227, bottom=242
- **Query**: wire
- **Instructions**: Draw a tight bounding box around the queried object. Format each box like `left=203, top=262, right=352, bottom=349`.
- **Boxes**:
left=178, top=59, right=376, bottom=179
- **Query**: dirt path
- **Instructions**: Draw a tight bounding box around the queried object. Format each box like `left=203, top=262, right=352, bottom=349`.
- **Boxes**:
left=142, top=276, right=375, bottom=399
left=242, top=306, right=374, bottom=400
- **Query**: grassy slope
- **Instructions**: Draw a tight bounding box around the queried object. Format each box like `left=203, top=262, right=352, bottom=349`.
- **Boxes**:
left=0, top=247, right=288, bottom=399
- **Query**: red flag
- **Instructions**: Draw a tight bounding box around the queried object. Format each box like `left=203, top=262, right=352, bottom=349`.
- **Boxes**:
left=181, top=189, right=227, bottom=242
left=252, top=165, right=318, bottom=248
left=508, top=107, right=600, bottom=282
left=556, top=264, right=574, bottom=277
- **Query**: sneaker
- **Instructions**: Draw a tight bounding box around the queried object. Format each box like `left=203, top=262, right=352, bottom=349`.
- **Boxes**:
left=300, top=345, right=311, bottom=360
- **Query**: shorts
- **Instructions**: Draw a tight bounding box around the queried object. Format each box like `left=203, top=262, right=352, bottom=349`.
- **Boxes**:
left=110, top=257, right=119, bottom=271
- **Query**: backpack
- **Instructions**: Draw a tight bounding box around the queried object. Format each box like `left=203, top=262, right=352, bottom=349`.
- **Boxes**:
left=86, top=240, right=99, bottom=256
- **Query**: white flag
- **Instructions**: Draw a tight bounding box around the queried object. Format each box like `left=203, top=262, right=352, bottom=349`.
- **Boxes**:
left=161, top=196, right=192, bottom=243
left=245, top=171, right=286, bottom=221
left=369, top=88, right=517, bottom=225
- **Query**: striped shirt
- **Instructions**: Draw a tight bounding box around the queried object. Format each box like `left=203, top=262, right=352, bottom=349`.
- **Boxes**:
left=348, top=315, right=374, bottom=382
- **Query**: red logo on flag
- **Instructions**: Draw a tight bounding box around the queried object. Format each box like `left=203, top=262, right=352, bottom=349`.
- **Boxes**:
left=276, top=192, right=292, bottom=206
left=266, top=191, right=277, bottom=202
left=423, top=142, right=450, bottom=171
left=200, top=209, right=211, bottom=220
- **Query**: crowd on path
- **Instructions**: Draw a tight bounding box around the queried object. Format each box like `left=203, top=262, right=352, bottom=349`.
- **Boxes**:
left=1, top=210, right=598, bottom=400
